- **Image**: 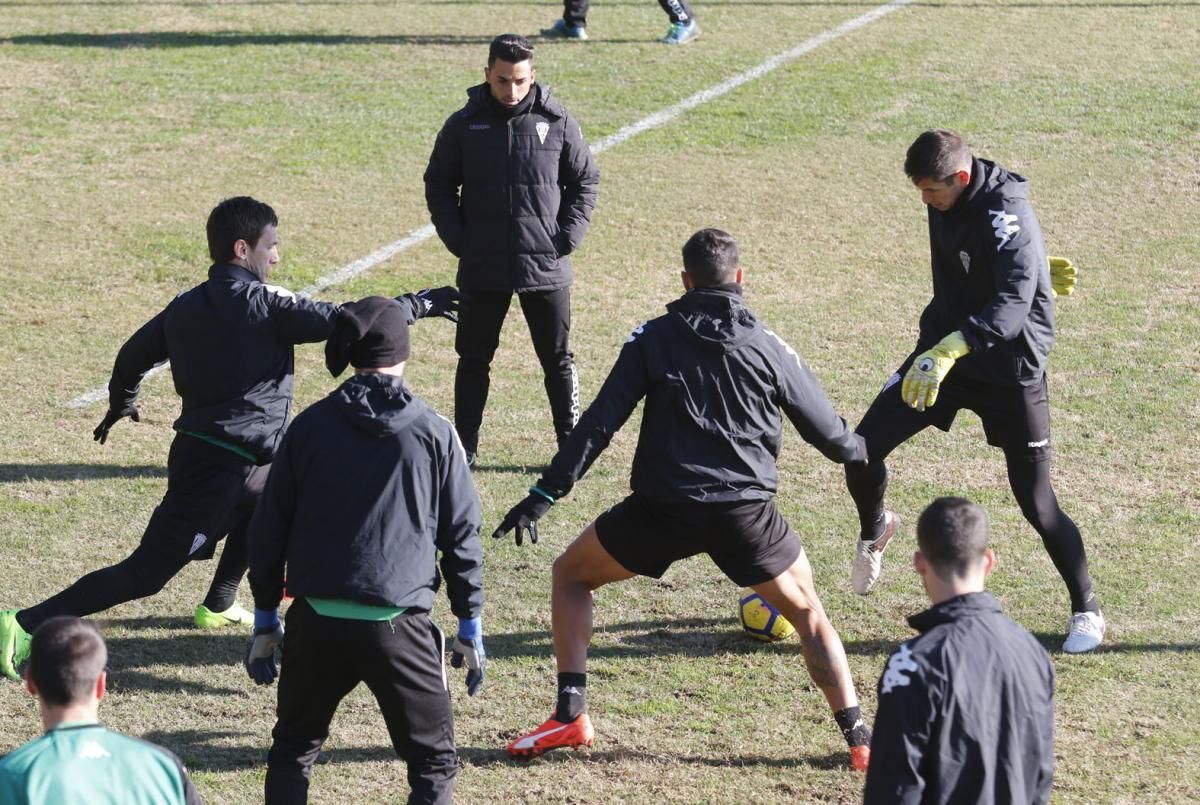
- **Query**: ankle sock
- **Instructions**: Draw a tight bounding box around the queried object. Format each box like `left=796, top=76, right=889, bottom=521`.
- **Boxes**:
left=834, top=706, right=871, bottom=747
left=554, top=672, right=587, bottom=722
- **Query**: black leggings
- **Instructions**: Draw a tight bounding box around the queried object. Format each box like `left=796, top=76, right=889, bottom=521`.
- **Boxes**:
left=845, top=418, right=1097, bottom=614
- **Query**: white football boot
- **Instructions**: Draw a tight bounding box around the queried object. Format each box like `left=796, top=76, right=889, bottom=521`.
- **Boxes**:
left=1062, top=610, right=1105, bottom=653
left=852, top=511, right=898, bottom=595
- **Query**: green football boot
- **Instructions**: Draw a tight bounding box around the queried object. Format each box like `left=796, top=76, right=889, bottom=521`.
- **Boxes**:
left=194, top=602, right=254, bottom=629
left=0, top=609, right=33, bottom=680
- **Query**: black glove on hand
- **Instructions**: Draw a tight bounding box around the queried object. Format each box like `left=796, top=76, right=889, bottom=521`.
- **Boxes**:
left=415, top=286, right=460, bottom=323
left=93, top=405, right=140, bottom=445
left=492, top=491, right=554, bottom=546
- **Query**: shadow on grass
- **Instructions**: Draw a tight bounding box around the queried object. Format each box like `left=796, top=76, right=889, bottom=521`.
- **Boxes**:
left=459, top=745, right=852, bottom=770
left=1030, top=632, right=1199, bottom=655
left=2, top=32, right=499, bottom=48
left=0, top=463, right=164, bottom=482
left=142, top=729, right=410, bottom=773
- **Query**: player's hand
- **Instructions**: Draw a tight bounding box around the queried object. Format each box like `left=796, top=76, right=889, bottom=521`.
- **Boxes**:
left=901, top=331, right=970, bottom=412
left=492, top=491, right=554, bottom=546
left=415, top=286, right=460, bottom=323
left=93, top=405, right=140, bottom=445
left=244, top=610, right=284, bottom=686
left=450, top=617, right=486, bottom=696
left=1048, top=256, right=1077, bottom=298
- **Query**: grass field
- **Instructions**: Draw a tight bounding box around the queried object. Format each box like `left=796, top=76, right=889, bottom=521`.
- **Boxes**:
left=2, top=0, right=1199, bottom=802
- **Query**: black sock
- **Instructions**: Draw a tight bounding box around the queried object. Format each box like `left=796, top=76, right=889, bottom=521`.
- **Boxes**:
left=554, top=672, right=587, bottom=722
left=834, top=706, right=871, bottom=748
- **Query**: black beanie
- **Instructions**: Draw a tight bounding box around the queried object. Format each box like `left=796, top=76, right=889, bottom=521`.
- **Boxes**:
left=325, top=296, right=411, bottom=377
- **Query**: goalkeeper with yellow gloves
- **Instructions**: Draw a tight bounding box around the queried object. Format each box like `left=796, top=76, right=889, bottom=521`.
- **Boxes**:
left=844, top=129, right=1104, bottom=653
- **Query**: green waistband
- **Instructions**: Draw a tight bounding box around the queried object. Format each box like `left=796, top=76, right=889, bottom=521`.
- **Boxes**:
left=176, top=429, right=258, bottom=463
left=306, top=597, right=408, bottom=621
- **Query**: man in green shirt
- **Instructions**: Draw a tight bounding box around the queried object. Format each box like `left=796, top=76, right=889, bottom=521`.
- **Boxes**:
left=0, top=617, right=201, bottom=804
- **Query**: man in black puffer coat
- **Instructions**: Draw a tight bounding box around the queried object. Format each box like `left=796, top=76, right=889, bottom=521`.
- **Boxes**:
left=424, top=33, right=600, bottom=465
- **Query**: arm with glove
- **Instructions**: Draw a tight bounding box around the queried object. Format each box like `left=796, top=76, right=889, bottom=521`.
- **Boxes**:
left=901, top=331, right=970, bottom=412
left=95, top=308, right=170, bottom=445
left=396, top=286, right=460, bottom=324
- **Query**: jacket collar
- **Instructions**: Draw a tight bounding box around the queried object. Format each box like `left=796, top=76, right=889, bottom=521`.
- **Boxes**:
left=208, top=263, right=261, bottom=284
left=907, top=591, right=1004, bottom=633
left=463, top=82, right=562, bottom=120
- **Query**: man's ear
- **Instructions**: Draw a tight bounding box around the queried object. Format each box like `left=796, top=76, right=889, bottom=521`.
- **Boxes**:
left=95, top=670, right=107, bottom=703
left=913, top=549, right=927, bottom=577
left=24, top=668, right=37, bottom=698
left=681, top=270, right=693, bottom=291
left=734, top=267, right=743, bottom=285
left=981, top=547, right=997, bottom=577
left=955, top=168, right=970, bottom=187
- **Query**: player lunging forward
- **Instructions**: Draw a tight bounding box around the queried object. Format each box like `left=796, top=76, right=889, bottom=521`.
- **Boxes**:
left=494, top=229, right=874, bottom=770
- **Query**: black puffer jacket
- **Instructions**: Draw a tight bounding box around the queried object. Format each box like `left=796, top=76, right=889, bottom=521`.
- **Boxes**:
left=248, top=373, right=483, bottom=618
left=539, top=284, right=866, bottom=504
left=918, top=157, right=1055, bottom=386
left=424, top=82, right=600, bottom=293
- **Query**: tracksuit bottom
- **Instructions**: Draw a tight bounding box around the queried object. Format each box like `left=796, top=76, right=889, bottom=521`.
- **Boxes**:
left=454, top=288, right=579, bottom=456
left=562, top=0, right=695, bottom=26
left=16, top=434, right=266, bottom=634
left=266, top=599, right=457, bottom=805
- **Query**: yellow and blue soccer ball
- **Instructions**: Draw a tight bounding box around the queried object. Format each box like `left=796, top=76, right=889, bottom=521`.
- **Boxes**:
left=738, top=589, right=795, bottom=642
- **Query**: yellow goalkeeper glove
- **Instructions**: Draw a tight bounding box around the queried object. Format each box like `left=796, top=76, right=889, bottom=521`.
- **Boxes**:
left=1049, top=256, right=1077, bottom=298
left=902, top=331, right=970, bottom=412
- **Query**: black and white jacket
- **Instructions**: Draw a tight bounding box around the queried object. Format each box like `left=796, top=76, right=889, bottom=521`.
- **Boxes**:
left=864, top=592, right=1055, bottom=805
left=918, top=157, right=1056, bottom=386
left=537, top=284, right=865, bottom=504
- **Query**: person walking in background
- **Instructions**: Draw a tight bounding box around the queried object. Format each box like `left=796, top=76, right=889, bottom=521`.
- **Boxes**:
left=542, top=0, right=700, bottom=44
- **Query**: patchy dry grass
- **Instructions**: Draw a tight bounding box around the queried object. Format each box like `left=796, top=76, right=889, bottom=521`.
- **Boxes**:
left=1, top=0, right=1198, bottom=802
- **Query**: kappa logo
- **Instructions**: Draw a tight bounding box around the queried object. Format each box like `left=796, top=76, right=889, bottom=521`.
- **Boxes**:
left=625, top=323, right=647, bottom=344
left=536, top=121, right=550, bottom=144
left=189, top=533, right=208, bottom=556
left=988, top=208, right=1021, bottom=251
left=881, top=643, right=920, bottom=694
left=959, top=250, right=971, bottom=273
left=881, top=372, right=901, bottom=393
left=78, top=741, right=111, bottom=760
left=1028, top=438, right=1049, bottom=448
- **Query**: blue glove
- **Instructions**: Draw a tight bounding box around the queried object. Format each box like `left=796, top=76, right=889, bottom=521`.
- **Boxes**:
left=244, top=609, right=284, bottom=686
left=450, top=616, right=486, bottom=696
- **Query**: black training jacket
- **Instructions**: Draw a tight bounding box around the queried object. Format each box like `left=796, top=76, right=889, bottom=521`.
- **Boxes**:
left=106, top=263, right=338, bottom=464
left=538, top=284, right=866, bottom=503
left=106, top=265, right=432, bottom=465
left=247, top=372, right=483, bottom=618
left=424, top=82, right=600, bottom=293
left=918, top=157, right=1055, bottom=386
left=864, top=592, right=1055, bottom=805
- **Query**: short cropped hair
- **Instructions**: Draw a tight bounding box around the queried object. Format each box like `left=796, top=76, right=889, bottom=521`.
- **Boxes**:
left=904, top=129, right=972, bottom=182
left=28, top=617, right=107, bottom=707
left=206, top=196, right=278, bottom=263
left=916, top=497, right=990, bottom=580
left=489, top=34, right=534, bottom=66
left=682, top=228, right=740, bottom=287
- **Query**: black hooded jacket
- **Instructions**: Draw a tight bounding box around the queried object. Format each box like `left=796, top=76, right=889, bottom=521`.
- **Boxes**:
left=424, top=82, right=600, bottom=293
left=538, top=284, right=866, bottom=503
left=918, top=157, right=1055, bottom=386
left=864, top=592, right=1055, bottom=805
left=247, top=372, right=483, bottom=618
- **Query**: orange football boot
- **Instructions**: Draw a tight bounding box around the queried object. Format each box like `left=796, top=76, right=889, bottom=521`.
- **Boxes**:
left=506, top=713, right=594, bottom=758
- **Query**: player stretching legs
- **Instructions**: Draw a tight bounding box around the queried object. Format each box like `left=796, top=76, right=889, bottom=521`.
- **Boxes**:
left=495, top=229, right=872, bottom=769
left=845, top=130, right=1103, bottom=654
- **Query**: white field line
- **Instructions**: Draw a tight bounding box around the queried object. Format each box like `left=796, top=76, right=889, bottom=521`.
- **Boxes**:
left=67, top=0, right=912, bottom=409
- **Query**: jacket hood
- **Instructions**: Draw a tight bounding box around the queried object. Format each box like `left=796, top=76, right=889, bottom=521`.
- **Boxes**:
left=963, top=156, right=1029, bottom=209
left=464, top=81, right=562, bottom=118
left=664, top=284, right=759, bottom=354
left=333, top=373, right=424, bottom=437
left=907, top=591, right=1004, bottom=633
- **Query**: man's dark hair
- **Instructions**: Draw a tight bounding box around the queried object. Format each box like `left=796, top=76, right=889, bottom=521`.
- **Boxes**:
left=28, top=617, right=107, bottom=707
left=682, top=228, right=740, bottom=287
left=904, top=129, right=972, bottom=182
left=489, top=34, right=534, bottom=66
left=916, top=497, right=990, bottom=580
left=206, top=196, right=278, bottom=263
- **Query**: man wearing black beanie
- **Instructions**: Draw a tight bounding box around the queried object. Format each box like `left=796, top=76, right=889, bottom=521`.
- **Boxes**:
left=246, top=297, right=484, bottom=805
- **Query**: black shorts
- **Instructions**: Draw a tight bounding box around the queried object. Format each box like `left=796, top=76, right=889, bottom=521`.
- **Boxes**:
left=594, top=494, right=801, bottom=587
left=861, top=350, right=1053, bottom=464
left=139, top=433, right=269, bottom=562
